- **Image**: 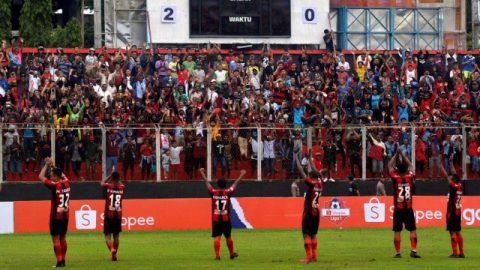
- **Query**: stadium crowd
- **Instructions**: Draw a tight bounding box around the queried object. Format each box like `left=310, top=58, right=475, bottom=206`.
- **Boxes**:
left=0, top=38, right=479, bottom=181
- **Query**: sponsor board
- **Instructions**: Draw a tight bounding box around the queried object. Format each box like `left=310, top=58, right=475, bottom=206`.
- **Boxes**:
left=9, top=196, right=480, bottom=234
left=321, top=198, right=351, bottom=226
left=0, top=202, right=14, bottom=234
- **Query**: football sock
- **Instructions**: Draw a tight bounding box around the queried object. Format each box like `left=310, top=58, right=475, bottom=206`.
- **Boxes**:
left=304, top=239, right=312, bottom=258
left=60, top=239, right=67, bottom=261
left=450, top=234, right=458, bottom=255
left=226, top=237, right=234, bottom=256
left=409, top=233, right=417, bottom=252
left=311, top=239, right=318, bottom=259
left=456, top=233, right=464, bottom=255
left=53, top=242, right=63, bottom=262
left=394, top=234, right=401, bottom=253
left=214, top=238, right=221, bottom=258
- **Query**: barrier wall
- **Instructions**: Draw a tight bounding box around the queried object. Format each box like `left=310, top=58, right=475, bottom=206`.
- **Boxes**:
left=3, top=196, right=480, bottom=234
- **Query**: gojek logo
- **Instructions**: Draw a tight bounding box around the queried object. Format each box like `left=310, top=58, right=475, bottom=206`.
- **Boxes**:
left=364, top=197, right=385, bottom=223
left=75, top=205, right=97, bottom=230
left=321, top=197, right=350, bottom=226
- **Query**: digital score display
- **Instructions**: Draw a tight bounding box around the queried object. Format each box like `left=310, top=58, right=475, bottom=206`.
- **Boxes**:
left=189, top=0, right=291, bottom=37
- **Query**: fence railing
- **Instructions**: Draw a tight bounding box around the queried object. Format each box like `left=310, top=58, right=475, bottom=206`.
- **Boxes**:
left=0, top=123, right=476, bottom=182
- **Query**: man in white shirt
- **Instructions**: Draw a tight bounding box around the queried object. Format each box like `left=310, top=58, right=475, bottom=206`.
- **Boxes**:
left=169, top=141, right=183, bottom=180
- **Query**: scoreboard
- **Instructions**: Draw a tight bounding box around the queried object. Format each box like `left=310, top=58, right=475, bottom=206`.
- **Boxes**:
left=189, top=0, right=291, bottom=37
left=147, top=0, right=329, bottom=44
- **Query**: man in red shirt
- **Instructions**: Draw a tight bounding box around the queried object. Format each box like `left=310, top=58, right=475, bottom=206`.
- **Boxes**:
left=296, top=152, right=326, bottom=263
left=39, top=157, right=70, bottom=268
left=101, top=170, right=125, bottom=261
left=388, top=146, right=420, bottom=259
left=199, top=168, right=246, bottom=260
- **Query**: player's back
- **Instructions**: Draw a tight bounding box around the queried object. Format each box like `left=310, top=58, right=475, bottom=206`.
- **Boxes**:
left=45, top=178, right=71, bottom=220
left=448, top=181, right=462, bottom=215
left=390, top=171, right=415, bottom=209
left=303, top=177, right=323, bottom=217
left=104, top=183, right=125, bottom=218
left=208, top=187, right=234, bottom=222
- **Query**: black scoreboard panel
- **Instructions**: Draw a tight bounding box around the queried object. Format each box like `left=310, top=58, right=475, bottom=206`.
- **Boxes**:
left=190, top=0, right=291, bottom=37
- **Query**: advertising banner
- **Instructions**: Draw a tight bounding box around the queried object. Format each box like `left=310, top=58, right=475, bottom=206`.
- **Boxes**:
left=11, top=196, right=480, bottom=234
left=0, top=202, right=14, bottom=234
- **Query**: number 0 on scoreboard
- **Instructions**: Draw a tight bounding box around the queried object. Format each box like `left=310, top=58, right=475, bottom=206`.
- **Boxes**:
left=302, top=7, right=318, bottom=24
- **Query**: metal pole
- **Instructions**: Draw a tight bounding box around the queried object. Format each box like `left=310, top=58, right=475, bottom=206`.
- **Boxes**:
left=307, top=127, right=313, bottom=151
left=94, top=0, right=102, bottom=48
left=361, top=126, right=367, bottom=180
left=462, top=125, right=467, bottom=180
left=101, top=126, right=107, bottom=178
left=257, top=126, right=262, bottom=182
left=81, top=0, right=85, bottom=47
left=113, top=0, right=117, bottom=48
left=155, top=126, right=161, bottom=182
left=410, top=124, right=415, bottom=172
left=207, top=127, right=212, bottom=181
left=50, top=126, right=56, bottom=166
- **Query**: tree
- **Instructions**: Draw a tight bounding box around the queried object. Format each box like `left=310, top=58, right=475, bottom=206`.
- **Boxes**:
left=0, top=0, right=11, bottom=41
left=48, top=18, right=82, bottom=48
left=19, top=0, right=53, bottom=47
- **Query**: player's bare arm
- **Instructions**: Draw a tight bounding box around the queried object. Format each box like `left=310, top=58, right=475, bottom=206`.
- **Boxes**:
left=38, top=157, right=52, bottom=183
left=199, top=168, right=212, bottom=189
left=231, top=170, right=246, bottom=190
left=387, top=146, right=400, bottom=174
left=398, top=149, right=414, bottom=172
left=295, top=154, right=307, bottom=179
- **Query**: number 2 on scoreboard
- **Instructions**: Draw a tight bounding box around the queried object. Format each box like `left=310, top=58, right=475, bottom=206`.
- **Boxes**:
left=161, top=6, right=176, bottom=23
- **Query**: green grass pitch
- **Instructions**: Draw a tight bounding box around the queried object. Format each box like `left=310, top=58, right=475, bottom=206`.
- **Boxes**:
left=0, top=228, right=478, bottom=270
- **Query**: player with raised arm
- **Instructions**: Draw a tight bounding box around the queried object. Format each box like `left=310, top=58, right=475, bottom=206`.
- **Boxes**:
left=440, top=160, right=464, bottom=258
left=101, top=170, right=125, bottom=261
left=297, top=151, right=326, bottom=263
left=38, top=157, right=70, bottom=268
left=199, top=168, right=246, bottom=260
left=387, top=145, right=420, bottom=259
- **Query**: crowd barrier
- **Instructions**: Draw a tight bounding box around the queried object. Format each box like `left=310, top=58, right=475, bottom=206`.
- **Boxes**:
left=0, top=123, right=478, bottom=182
left=2, top=196, right=480, bottom=234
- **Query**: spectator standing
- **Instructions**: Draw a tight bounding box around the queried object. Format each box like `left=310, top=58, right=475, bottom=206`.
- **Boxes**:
left=169, top=141, right=183, bottom=180
left=139, top=139, right=154, bottom=180
left=121, top=134, right=136, bottom=180
left=263, top=133, right=275, bottom=178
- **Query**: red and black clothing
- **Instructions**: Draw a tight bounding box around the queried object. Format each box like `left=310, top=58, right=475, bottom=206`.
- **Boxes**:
left=208, top=186, right=234, bottom=237
left=447, top=181, right=462, bottom=231
left=302, top=176, right=323, bottom=235
left=391, top=171, right=416, bottom=232
left=44, top=177, right=71, bottom=236
left=102, top=182, right=125, bottom=234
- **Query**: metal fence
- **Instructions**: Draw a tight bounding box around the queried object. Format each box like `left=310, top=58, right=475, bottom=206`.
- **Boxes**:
left=0, top=123, right=477, bottom=183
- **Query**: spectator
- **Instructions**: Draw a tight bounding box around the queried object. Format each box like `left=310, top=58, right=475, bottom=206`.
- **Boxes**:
left=68, top=137, right=84, bottom=180
left=348, top=175, right=360, bottom=196
left=140, top=139, right=154, bottom=180
left=84, top=135, right=100, bottom=180
left=121, top=134, right=136, bottom=180
left=169, top=141, right=183, bottom=180
left=263, top=133, right=275, bottom=178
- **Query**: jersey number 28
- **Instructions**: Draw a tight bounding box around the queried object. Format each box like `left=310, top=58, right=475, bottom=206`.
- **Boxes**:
left=397, top=186, right=411, bottom=202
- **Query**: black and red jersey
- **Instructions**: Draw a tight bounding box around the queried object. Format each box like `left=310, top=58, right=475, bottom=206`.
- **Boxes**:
left=44, top=177, right=71, bottom=220
left=102, top=182, right=125, bottom=219
left=391, top=171, right=415, bottom=210
left=303, top=176, right=323, bottom=217
left=447, top=181, right=462, bottom=216
left=208, top=186, right=234, bottom=222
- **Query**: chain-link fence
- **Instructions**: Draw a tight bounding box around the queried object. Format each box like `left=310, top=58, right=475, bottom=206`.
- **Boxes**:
left=0, top=123, right=477, bottom=182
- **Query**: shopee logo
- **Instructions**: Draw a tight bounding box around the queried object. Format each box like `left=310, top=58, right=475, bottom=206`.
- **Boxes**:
left=101, top=213, right=155, bottom=230
left=389, top=206, right=442, bottom=223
